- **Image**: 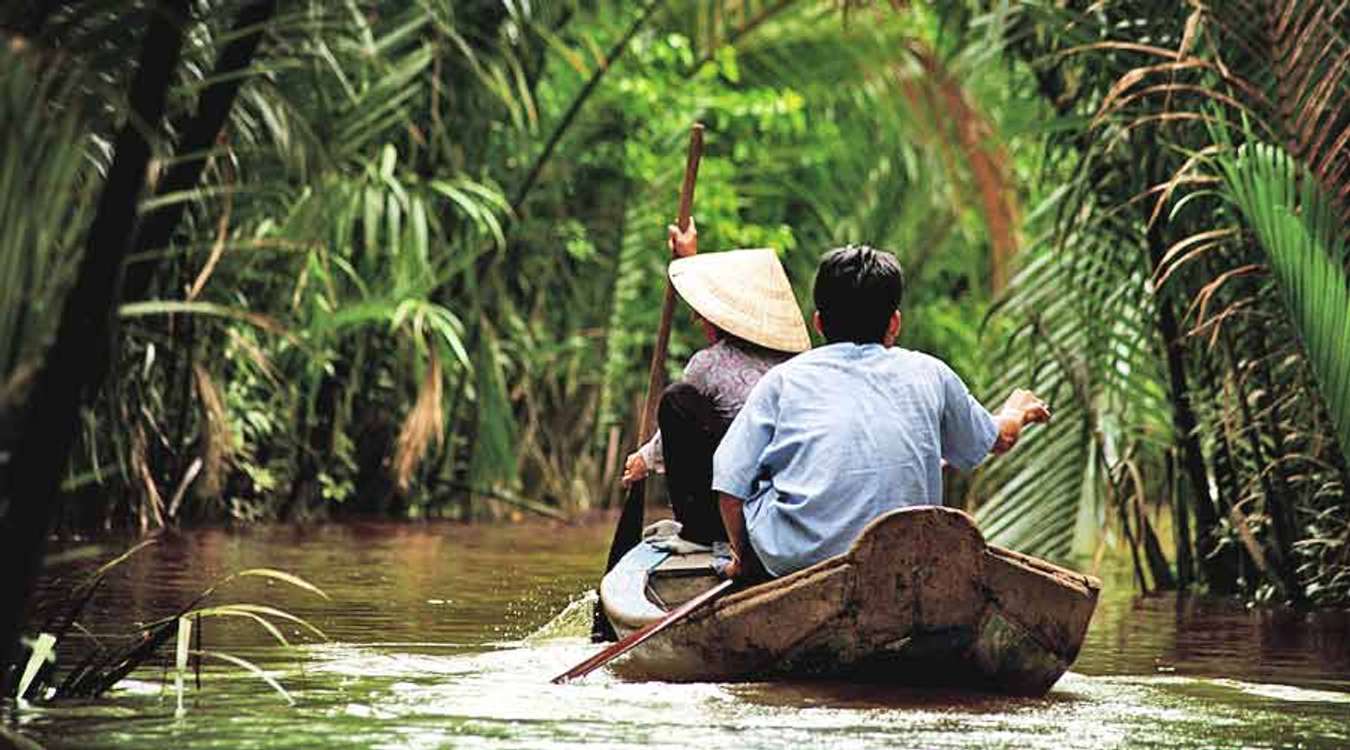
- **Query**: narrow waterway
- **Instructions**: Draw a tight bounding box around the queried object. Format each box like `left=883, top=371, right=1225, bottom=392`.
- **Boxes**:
left=11, top=521, right=1350, bottom=749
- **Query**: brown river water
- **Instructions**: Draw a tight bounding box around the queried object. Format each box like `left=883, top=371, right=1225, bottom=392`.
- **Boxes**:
left=10, top=520, right=1350, bottom=749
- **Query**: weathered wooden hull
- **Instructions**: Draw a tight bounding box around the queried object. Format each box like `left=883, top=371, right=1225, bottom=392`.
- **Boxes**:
left=601, top=506, right=1100, bottom=695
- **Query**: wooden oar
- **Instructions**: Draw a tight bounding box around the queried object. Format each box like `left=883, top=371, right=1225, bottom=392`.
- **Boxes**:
left=554, top=578, right=733, bottom=684
left=591, top=124, right=704, bottom=642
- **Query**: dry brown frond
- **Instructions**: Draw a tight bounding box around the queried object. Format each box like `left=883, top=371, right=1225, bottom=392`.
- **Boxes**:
left=130, top=424, right=165, bottom=533
left=1242, top=0, right=1350, bottom=218
left=1183, top=263, right=1265, bottom=340
left=186, top=178, right=232, bottom=302
left=1153, top=227, right=1239, bottom=287
left=1098, top=84, right=1271, bottom=136
left=1095, top=59, right=1275, bottom=123
left=393, top=348, right=444, bottom=491
left=1227, top=504, right=1275, bottom=580
left=901, top=43, right=1020, bottom=292
left=193, top=364, right=235, bottom=498
left=1147, top=146, right=1224, bottom=230
left=1053, top=41, right=1182, bottom=64
left=225, top=328, right=280, bottom=386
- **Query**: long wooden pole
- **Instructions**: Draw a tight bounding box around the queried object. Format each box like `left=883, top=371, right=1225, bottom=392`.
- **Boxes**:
left=591, top=125, right=703, bottom=641
left=636, top=124, right=704, bottom=443
left=555, top=579, right=731, bottom=684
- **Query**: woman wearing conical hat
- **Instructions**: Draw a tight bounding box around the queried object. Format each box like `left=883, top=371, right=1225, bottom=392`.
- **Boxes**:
left=621, top=218, right=810, bottom=544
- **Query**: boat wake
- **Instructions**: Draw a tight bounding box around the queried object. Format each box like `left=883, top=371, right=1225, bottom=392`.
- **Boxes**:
left=524, top=589, right=597, bottom=642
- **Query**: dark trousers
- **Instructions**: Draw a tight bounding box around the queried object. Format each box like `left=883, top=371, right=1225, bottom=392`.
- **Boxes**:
left=658, top=382, right=730, bottom=544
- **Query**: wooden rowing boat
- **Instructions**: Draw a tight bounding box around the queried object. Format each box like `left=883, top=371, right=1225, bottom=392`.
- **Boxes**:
left=600, top=506, right=1101, bottom=695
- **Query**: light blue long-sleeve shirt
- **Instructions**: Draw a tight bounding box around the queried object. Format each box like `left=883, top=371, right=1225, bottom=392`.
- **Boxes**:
left=711, top=343, right=998, bottom=576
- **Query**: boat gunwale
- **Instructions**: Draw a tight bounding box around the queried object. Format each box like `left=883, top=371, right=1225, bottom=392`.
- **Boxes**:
left=704, top=506, right=1000, bottom=615
left=631, top=507, right=981, bottom=629
left=613, top=506, right=1102, bottom=652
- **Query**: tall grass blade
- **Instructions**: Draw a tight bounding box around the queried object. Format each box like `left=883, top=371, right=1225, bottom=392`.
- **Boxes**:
left=182, top=603, right=327, bottom=641
left=221, top=568, right=331, bottom=601
left=190, top=650, right=295, bottom=707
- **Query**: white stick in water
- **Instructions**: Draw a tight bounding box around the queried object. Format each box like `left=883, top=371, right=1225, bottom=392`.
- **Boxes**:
left=16, top=633, right=57, bottom=704
left=174, top=616, right=193, bottom=719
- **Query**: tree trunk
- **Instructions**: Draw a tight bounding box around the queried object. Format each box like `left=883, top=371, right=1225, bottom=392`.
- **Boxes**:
left=1234, top=325, right=1306, bottom=603
left=1139, top=511, right=1176, bottom=591
left=121, top=0, right=278, bottom=304
left=0, top=0, right=190, bottom=680
left=1166, top=451, right=1195, bottom=588
left=1146, top=223, right=1239, bottom=593
left=1200, top=349, right=1260, bottom=591
left=1139, top=141, right=1240, bottom=594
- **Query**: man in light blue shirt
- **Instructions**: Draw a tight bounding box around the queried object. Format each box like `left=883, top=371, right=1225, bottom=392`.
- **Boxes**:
left=713, top=245, right=1050, bottom=579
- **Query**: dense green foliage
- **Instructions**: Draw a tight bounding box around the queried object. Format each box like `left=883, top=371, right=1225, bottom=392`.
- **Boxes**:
left=0, top=0, right=1347, bottom=608
left=0, top=1, right=1024, bottom=525
left=974, top=0, right=1350, bottom=604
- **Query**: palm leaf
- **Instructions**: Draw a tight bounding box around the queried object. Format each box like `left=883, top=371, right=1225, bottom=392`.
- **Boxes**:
left=469, top=321, right=518, bottom=488
left=974, top=186, right=1172, bottom=561
left=0, top=43, right=94, bottom=380
left=1214, top=139, right=1350, bottom=467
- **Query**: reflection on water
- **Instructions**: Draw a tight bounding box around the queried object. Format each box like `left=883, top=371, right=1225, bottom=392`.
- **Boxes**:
left=1081, top=577, right=1350, bottom=693
left=13, top=521, right=1350, bottom=749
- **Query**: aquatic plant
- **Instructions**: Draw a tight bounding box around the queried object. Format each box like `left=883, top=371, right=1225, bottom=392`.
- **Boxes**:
left=7, top=542, right=328, bottom=718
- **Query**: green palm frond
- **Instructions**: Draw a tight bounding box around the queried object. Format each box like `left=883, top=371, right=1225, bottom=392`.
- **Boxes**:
left=1214, top=139, right=1350, bottom=467
left=596, top=178, right=668, bottom=441
left=990, top=0, right=1348, bottom=600
left=469, top=322, right=517, bottom=488
left=974, top=182, right=1173, bottom=562
left=0, top=45, right=95, bottom=380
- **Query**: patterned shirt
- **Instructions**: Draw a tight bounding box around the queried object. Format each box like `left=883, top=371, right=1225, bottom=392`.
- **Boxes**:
left=712, top=343, right=998, bottom=576
left=638, top=337, right=792, bottom=473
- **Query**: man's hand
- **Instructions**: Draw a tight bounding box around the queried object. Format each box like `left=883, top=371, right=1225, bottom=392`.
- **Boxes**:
left=621, top=452, right=648, bottom=486
left=718, top=492, right=750, bottom=580
left=992, top=389, right=1051, bottom=454
left=1001, top=388, right=1051, bottom=424
left=668, top=217, right=697, bottom=258
left=720, top=553, right=743, bottom=581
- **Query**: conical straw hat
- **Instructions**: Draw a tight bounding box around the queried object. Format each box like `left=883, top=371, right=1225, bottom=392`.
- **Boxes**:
left=668, top=248, right=810, bottom=353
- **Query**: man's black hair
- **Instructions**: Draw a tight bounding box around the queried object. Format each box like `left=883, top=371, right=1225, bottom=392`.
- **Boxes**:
left=812, top=244, right=905, bottom=344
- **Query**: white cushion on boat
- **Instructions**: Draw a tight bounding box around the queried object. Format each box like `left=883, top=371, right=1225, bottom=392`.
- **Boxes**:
left=642, top=519, right=712, bottom=555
